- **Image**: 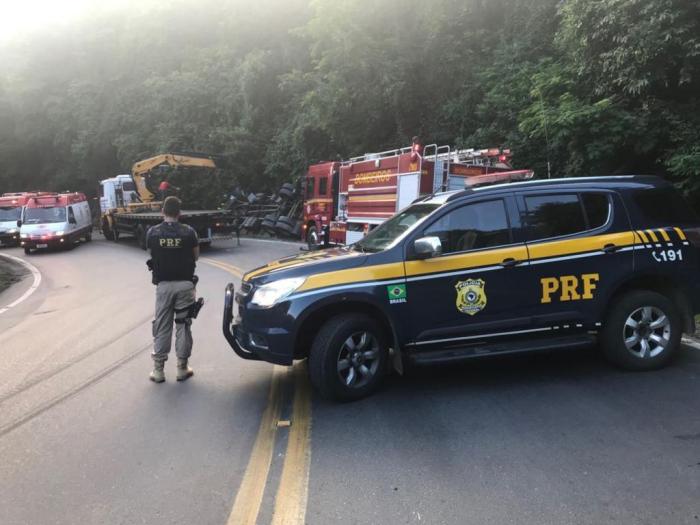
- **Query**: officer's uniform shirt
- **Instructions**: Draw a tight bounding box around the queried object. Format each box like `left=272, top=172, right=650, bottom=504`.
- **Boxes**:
left=147, top=221, right=198, bottom=283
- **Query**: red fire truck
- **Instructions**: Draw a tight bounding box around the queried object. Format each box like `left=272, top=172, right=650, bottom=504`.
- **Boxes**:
left=302, top=141, right=533, bottom=246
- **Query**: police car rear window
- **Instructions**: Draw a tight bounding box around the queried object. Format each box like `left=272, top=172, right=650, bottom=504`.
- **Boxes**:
left=581, top=193, right=610, bottom=229
left=524, top=193, right=611, bottom=241
left=524, top=194, right=586, bottom=240
left=632, top=188, right=699, bottom=226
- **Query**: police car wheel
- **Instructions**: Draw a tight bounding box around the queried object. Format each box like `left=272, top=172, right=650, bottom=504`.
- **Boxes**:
left=309, top=314, right=388, bottom=401
left=601, top=290, right=681, bottom=371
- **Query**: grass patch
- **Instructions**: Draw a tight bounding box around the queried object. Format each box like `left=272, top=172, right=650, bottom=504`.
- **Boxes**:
left=0, top=258, right=26, bottom=295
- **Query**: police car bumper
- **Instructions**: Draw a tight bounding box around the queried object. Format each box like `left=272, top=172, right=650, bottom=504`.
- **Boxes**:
left=222, top=283, right=294, bottom=365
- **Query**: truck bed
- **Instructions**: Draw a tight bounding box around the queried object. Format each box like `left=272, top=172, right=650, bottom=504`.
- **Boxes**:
left=113, top=209, right=230, bottom=219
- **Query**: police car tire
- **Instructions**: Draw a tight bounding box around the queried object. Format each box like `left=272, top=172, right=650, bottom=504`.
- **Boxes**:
left=601, top=290, right=681, bottom=371
left=309, top=314, right=388, bottom=401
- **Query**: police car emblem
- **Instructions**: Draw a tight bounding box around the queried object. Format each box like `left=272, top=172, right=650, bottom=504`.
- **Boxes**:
left=455, top=279, right=487, bottom=315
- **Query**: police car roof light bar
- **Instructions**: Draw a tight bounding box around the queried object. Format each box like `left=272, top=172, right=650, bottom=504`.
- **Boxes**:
left=464, top=169, right=535, bottom=188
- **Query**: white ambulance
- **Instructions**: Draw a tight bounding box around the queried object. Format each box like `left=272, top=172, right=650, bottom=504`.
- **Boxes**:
left=19, top=192, right=93, bottom=254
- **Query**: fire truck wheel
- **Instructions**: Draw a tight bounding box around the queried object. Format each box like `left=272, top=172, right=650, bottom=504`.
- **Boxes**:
left=309, top=313, right=388, bottom=401
left=306, top=226, right=318, bottom=247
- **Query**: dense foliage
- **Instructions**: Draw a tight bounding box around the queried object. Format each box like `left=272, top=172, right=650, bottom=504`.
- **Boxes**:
left=0, top=0, right=698, bottom=207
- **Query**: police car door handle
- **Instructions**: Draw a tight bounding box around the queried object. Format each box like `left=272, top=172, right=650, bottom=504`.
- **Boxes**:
left=500, top=257, right=522, bottom=268
left=602, top=243, right=620, bottom=254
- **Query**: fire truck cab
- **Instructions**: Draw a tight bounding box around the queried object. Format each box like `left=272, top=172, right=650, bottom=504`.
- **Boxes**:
left=302, top=142, right=533, bottom=247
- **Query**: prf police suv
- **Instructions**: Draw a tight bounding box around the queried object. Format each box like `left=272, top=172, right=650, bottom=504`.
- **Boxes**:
left=224, top=176, right=700, bottom=400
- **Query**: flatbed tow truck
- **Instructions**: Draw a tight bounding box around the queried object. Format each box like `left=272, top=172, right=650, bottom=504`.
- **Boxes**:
left=99, top=153, right=237, bottom=249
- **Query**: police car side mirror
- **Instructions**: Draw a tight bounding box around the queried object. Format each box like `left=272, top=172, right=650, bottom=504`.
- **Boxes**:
left=413, top=236, right=442, bottom=259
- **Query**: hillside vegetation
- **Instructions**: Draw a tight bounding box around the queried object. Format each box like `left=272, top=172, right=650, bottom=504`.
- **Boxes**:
left=0, top=0, right=698, bottom=206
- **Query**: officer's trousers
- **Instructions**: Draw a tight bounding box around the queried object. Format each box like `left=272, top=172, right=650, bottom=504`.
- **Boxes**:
left=152, top=280, right=196, bottom=362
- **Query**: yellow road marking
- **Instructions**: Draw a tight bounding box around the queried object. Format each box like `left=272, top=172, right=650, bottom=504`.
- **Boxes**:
left=674, top=227, right=687, bottom=241
left=204, top=256, right=314, bottom=524
left=657, top=228, right=671, bottom=241
left=201, top=257, right=244, bottom=278
left=271, top=364, right=313, bottom=525
left=227, top=366, right=286, bottom=525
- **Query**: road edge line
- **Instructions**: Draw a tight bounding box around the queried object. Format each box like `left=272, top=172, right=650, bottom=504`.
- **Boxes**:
left=227, top=365, right=286, bottom=525
left=0, top=253, right=42, bottom=315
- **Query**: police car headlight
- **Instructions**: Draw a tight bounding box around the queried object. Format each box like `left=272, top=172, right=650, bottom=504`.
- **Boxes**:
left=250, top=277, right=306, bottom=307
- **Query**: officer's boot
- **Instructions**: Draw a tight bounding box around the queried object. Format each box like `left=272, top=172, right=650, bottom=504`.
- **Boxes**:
left=176, top=358, right=194, bottom=382
left=149, top=360, right=165, bottom=383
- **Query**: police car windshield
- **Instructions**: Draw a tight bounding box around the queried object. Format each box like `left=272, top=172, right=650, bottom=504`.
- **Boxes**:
left=354, top=203, right=440, bottom=253
left=24, top=207, right=66, bottom=224
left=0, top=206, right=21, bottom=221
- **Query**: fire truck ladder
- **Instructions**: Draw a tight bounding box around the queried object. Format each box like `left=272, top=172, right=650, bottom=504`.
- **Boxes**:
left=423, top=144, right=452, bottom=192
left=343, top=146, right=413, bottom=165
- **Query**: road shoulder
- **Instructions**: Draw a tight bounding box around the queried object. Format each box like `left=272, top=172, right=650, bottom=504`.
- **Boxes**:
left=0, top=253, right=41, bottom=316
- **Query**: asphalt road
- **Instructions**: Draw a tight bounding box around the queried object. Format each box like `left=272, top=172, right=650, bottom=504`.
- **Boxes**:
left=1, top=236, right=699, bottom=525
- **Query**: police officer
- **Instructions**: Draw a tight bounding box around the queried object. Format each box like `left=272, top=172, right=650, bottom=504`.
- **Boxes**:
left=147, top=196, right=199, bottom=383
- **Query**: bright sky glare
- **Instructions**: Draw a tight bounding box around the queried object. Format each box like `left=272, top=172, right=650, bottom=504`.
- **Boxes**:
left=0, top=0, right=127, bottom=42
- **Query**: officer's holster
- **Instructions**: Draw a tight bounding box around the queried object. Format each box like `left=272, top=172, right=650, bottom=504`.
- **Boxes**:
left=174, top=298, right=204, bottom=324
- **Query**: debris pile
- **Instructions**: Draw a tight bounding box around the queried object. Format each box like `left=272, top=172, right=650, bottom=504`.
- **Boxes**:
left=227, top=182, right=303, bottom=239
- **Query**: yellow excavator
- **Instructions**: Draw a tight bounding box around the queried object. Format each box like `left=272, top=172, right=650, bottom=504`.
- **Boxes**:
left=131, top=153, right=218, bottom=204
left=99, top=153, right=233, bottom=249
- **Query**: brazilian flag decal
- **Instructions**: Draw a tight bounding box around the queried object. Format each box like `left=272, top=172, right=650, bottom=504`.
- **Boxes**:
left=387, top=284, right=407, bottom=304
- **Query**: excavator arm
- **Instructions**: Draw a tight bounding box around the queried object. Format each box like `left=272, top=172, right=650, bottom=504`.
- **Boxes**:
left=131, top=153, right=217, bottom=203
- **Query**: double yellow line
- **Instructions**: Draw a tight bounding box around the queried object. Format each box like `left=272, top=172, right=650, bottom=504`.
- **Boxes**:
left=201, top=257, right=313, bottom=525
left=201, top=257, right=245, bottom=279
